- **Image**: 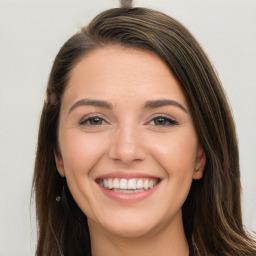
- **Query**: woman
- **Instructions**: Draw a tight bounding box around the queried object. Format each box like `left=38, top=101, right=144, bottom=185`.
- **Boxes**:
left=32, top=1, right=256, bottom=255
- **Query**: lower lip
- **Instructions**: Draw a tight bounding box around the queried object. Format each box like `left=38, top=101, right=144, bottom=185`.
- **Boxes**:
left=97, top=183, right=160, bottom=203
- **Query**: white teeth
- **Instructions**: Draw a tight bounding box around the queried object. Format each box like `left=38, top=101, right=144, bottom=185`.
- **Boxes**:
left=113, top=178, right=119, bottom=188
left=103, top=179, right=108, bottom=188
left=120, top=179, right=128, bottom=189
left=144, top=179, right=149, bottom=190
left=99, top=178, right=159, bottom=191
left=112, top=189, right=144, bottom=193
left=108, top=179, right=113, bottom=189
left=136, top=179, right=144, bottom=189
left=127, top=179, right=136, bottom=189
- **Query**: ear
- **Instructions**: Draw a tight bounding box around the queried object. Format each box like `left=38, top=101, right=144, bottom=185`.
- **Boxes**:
left=54, top=150, right=65, bottom=177
left=192, top=145, right=206, bottom=180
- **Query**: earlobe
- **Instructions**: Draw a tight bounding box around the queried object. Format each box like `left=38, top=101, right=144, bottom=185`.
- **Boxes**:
left=193, top=145, right=206, bottom=180
left=54, top=150, right=65, bottom=177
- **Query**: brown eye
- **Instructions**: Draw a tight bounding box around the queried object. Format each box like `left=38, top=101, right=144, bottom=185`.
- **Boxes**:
left=80, top=116, right=107, bottom=126
left=89, top=117, right=102, bottom=125
left=154, top=117, right=168, bottom=125
left=149, top=116, right=178, bottom=126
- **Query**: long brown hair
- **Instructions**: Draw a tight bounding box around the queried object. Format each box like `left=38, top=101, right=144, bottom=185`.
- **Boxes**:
left=32, top=6, right=256, bottom=256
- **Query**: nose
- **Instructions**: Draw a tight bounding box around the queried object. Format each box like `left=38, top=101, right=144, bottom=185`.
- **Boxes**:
left=108, top=124, right=147, bottom=164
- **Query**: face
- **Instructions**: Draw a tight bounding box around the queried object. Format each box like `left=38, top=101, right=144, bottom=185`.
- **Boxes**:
left=55, top=46, right=206, bottom=238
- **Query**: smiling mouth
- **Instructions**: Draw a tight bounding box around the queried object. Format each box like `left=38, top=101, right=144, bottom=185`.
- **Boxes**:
left=96, top=178, right=160, bottom=193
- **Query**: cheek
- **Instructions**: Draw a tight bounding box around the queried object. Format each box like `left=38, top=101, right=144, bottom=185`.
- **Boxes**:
left=59, top=130, right=107, bottom=178
left=143, top=130, right=199, bottom=222
left=151, top=130, right=198, bottom=174
left=58, top=130, right=109, bottom=217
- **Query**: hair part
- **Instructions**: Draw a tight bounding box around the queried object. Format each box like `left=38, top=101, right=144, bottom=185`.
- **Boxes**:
left=119, top=0, right=133, bottom=9
left=33, top=7, right=256, bottom=256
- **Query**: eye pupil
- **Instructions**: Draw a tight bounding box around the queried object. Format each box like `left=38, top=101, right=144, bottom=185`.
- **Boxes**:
left=90, top=117, right=102, bottom=125
left=155, top=117, right=166, bottom=125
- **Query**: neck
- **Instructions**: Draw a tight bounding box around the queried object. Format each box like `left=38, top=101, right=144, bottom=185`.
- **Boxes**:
left=88, top=211, right=189, bottom=256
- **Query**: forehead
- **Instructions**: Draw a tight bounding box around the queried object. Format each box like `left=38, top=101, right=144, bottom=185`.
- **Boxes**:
left=62, top=45, right=187, bottom=109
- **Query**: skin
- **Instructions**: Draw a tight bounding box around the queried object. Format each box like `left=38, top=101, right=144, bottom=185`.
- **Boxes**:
left=55, top=45, right=206, bottom=256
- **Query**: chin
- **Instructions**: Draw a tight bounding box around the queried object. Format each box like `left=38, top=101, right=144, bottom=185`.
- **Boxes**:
left=90, top=207, right=168, bottom=239
left=102, top=219, right=155, bottom=238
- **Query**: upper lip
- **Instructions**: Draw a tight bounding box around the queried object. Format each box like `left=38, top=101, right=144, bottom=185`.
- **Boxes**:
left=95, top=171, right=160, bottom=180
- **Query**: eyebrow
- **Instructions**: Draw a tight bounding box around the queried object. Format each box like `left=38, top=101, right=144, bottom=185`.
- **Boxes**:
left=68, top=99, right=113, bottom=113
left=143, top=99, right=187, bottom=113
left=68, top=98, right=187, bottom=114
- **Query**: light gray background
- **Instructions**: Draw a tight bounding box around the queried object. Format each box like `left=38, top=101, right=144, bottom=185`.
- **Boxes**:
left=0, top=0, right=255, bottom=255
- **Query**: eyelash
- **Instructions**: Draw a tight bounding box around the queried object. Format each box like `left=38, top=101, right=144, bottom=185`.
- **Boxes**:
left=79, top=114, right=109, bottom=126
left=79, top=115, right=178, bottom=127
left=147, top=115, right=178, bottom=127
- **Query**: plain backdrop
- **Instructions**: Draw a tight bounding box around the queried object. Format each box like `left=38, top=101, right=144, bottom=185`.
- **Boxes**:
left=0, top=0, right=255, bottom=255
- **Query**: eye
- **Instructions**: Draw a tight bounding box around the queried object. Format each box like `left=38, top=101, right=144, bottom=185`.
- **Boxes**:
left=80, top=115, right=108, bottom=126
left=148, top=116, right=178, bottom=126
